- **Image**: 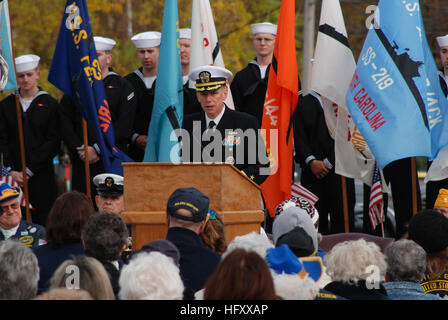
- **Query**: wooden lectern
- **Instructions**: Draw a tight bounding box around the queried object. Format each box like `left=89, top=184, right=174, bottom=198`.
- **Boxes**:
left=121, top=163, right=265, bottom=251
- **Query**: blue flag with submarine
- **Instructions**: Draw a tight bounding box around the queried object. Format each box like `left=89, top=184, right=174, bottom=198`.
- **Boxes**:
left=143, top=0, right=183, bottom=162
left=48, top=0, right=133, bottom=174
left=0, top=0, right=17, bottom=91
left=346, top=0, right=448, bottom=169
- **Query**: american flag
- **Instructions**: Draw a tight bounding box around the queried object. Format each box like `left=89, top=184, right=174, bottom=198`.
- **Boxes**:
left=0, top=163, right=32, bottom=208
left=369, top=163, right=384, bottom=230
left=291, top=182, right=319, bottom=205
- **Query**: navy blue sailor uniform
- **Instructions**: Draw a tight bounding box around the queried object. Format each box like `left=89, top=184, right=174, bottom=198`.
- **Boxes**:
left=59, top=69, right=136, bottom=196
left=0, top=89, right=60, bottom=226
left=230, top=59, right=270, bottom=126
left=125, top=68, right=156, bottom=162
left=0, top=219, right=46, bottom=248
left=181, top=106, right=270, bottom=186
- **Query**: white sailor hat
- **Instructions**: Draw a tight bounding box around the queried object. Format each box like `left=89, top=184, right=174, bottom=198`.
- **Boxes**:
left=179, top=28, right=191, bottom=39
left=94, top=36, right=116, bottom=51
left=188, top=65, right=233, bottom=91
left=131, top=31, right=161, bottom=49
left=93, top=173, right=124, bottom=196
left=250, top=22, right=277, bottom=36
left=436, top=35, right=448, bottom=48
left=15, top=54, right=40, bottom=73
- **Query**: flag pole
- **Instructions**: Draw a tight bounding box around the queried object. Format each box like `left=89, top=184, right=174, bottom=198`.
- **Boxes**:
left=82, top=119, right=91, bottom=199
left=411, top=156, right=418, bottom=215
left=341, top=176, right=349, bottom=232
left=14, top=94, right=31, bottom=222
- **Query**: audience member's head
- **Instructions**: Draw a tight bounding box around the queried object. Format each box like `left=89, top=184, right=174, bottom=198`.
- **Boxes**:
left=45, top=191, right=95, bottom=247
left=265, top=244, right=320, bottom=300
left=0, top=240, right=39, bottom=300
left=204, top=248, right=278, bottom=300
left=81, top=212, right=128, bottom=262
left=273, top=203, right=318, bottom=256
left=166, top=187, right=210, bottom=234
left=325, top=239, right=387, bottom=284
left=384, top=239, right=426, bottom=283
left=34, top=288, right=93, bottom=300
left=407, top=209, right=448, bottom=280
left=119, top=251, right=184, bottom=300
left=133, top=239, right=180, bottom=266
left=50, top=255, right=115, bottom=300
left=200, top=209, right=227, bottom=254
left=222, top=231, right=274, bottom=259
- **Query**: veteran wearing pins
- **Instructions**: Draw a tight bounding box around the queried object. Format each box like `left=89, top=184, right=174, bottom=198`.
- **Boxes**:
left=0, top=182, right=45, bottom=247
left=181, top=65, right=270, bottom=185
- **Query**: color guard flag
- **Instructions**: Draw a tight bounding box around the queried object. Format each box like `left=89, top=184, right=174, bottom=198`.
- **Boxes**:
left=0, top=0, right=17, bottom=92
left=261, top=0, right=299, bottom=217
left=346, top=0, right=448, bottom=169
left=190, top=0, right=234, bottom=109
left=310, top=0, right=381, bottom=188
left=143, top=0, right=183, bottom=162
left=48, top=0, right=133, bottom=175
left=369, top=163, right=384, bottom=230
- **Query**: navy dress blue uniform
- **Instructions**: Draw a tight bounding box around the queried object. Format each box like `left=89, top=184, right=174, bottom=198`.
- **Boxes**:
left=0, top=89, right=60, bottom=226
left=230, top=60, right=270, bottom=126
left=293, top=93, right=356, bottom=234
left=59, top=69, right=136, bottom=196
left=125, top=68, right=156, bottom=162
left=182, top=107, right=270, bottom=186
left=0, top=219, right=45, bottom=247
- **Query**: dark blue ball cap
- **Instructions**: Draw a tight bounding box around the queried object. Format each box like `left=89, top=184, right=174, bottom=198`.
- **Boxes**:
left=167, top=187, right=210, bottom=222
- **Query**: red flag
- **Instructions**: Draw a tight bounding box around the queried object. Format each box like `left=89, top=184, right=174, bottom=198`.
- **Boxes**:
left=261, top=0, right=299, bottom=217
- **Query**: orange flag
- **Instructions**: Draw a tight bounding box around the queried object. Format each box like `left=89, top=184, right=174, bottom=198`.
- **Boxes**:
left=261, top=0, right=299, bottom=217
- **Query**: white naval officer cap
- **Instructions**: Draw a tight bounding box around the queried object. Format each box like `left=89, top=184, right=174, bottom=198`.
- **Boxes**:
left=93, top=173, right=124, bottom=196
left=15, top=54, right=40, bottom=73
left=131, top=31, right=161, bottom=49
left=179, top=28, right=191, bottom=39
left=94, top=36, right=116, bottom=51
left=436, top=35, right=448, bottom=48
left=188, top=65, right=233, bottom=91
left=250, top=22, right=277, bottom=36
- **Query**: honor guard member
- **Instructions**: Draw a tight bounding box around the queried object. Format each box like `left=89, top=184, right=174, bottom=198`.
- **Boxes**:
left=425, top=34, right=448, bottom=210
left=125, top=31, right=161, bottom=161
left=0, top=54, right=60, bottom=227
left=0, top=182, right=46, bottom=247
left=59, top=36, right=136, bottom=197
left=179, top=28, right=202, bottom=115
left=230, top=22, right=277, bottom=126
left=181, top=65, right=270, bottom=185
left=93, top=173, right=132, bottom=263
left=293, top=92, right=356, bottom=235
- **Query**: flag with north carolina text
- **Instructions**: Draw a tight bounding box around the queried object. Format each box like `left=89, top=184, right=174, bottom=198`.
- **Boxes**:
left=143, top=0, right=183, bottom=162
left=261, top=0, right=299, bottom=217
left=346, top=0, right=448, bottom=169
left=190, top=0, right=234, bottom=109
left=0, top=0, right=17, bottom=91
left=48, top=0, right=133, bottom=175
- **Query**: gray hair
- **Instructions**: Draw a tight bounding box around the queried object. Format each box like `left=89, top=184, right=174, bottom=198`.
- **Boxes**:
left=119, top=251, right=184, bottom=300
left=384, top=239, right=426, bottom=282
left=324, top=239, right=387, bottom=284
left=0, top=240, right=39, bottom=300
